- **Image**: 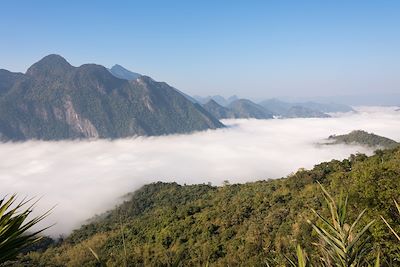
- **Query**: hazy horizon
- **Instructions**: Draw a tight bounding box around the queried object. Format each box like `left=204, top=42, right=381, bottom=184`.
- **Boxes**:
left=1, top=1, right=399, bottom=99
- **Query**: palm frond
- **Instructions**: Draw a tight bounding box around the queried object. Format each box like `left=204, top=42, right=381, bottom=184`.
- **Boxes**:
left=307, top=183, right=375, bottom=266
left=0, top=194, right=51, bottom=263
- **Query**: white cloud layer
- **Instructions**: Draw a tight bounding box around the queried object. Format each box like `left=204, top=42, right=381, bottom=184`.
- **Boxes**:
left=0, top=106, right=399, bottom=236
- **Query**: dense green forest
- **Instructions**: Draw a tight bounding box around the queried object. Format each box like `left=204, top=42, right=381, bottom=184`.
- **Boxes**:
left=5, top=148, right=400, bottom=266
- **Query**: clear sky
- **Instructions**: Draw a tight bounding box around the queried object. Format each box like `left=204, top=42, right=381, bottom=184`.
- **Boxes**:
left=1, top=0, right=400, bottom=99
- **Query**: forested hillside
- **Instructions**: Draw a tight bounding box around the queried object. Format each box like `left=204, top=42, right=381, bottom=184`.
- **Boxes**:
left=8, top=148, right=400, bottom=266
left=328, top=130, right=399, bottom=149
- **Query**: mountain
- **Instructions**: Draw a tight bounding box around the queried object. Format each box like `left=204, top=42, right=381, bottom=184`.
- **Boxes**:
left=198, top=97, right=352, bottom=117
left=258, top=98, right=292, bottom=115
left=227, top=99, right=273, bottom=119
left=0, top=55, right=224, bottom=141
left=227, top=95, right=239, bottom=103
left=15, top=148, right=400, bottom=265
left=259, top=98, right=332, bottom=118
left=0, top=69, right=24, bottom=96
left=209, top=95, right=229, bottom=106
left=203, top=99, right=273, bottom=120
left=297, top=101, right=354, bottom=113
left=281, top=94, right=400, bottom=106
left=108, top=64, right=141, bottom=80
left=328, top=130, right=399, bottom=149
left=203, top=99, right=236, bottom=119
left=194, top=95, right=238, bottom=106
left=284, top=105, right=330, bottom=118
left=109, top=64, right=198, bottom=103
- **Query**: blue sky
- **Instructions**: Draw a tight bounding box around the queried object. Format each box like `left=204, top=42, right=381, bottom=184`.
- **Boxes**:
left=1, top=0, right=400, bottom=99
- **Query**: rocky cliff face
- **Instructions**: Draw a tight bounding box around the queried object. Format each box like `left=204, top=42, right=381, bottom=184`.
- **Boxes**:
left=0, top=55, right=224, bottom=141
left=62, top=97, right=99, bottom=138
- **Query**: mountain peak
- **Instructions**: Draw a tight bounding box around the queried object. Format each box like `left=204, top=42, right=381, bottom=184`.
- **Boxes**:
left=110, top=64, right=125, bottom=69
left=26, top=54, right=73, bottom=77
left=205, top=99, right=222, bottom=107
left=108, top=64, right=141, bottom=80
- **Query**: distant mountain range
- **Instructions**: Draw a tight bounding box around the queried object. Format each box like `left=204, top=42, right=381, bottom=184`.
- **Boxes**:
left=327, top=130, right=399, bottom=149
left=0, top=55, right=359, bottom=141
left=203, top=99, right=273, bottom=119
left=296, top=101, right=354, bottom=113
left=0, top=55, right=223, bottom=141
left=104, top=66, right=353, bottom=121
left=201, top=97, right=352, bottom=120
left=281, top=94, right=400, bottom=106
left=105, top=67, right=354, bottom=120
left=258, top=99, right=330, bottom=118
left=203, top=100, right=236, bottom=119
left=194, top=95, right=239, bottom=106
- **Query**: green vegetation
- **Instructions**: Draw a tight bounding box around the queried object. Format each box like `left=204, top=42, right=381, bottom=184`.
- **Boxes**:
left=0, top=195, right=50, bottom=263
left=286, top=245, right=310, bottom=267
left=7, top=148, right=399, bottom=266
left=328, top=130, right=399, bottom=149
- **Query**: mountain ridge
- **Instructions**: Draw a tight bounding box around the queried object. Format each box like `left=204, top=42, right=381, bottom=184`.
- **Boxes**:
left=203, top=99, right=274, bottom=119
left=201, top=97, right=352, bottom=119
left=0, top=55, right=224, bottom=141
left=108, top=64, right=141, bottom=81
left=203, top=99, right=237, bottom=119
left=227, top=99, right=273, bottom=119
left=259, top=98, right=334, bottom=118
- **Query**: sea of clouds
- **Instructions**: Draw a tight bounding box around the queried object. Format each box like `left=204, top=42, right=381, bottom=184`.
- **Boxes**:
left=0, top=106, right=399, bottom=235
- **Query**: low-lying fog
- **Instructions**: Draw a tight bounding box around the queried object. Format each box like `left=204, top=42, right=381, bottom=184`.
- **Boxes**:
left=1, top=106, right=399, bottom=236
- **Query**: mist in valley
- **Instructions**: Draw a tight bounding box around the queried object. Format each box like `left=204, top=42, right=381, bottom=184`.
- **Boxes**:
left=0, top=106, right=399, bottom=236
